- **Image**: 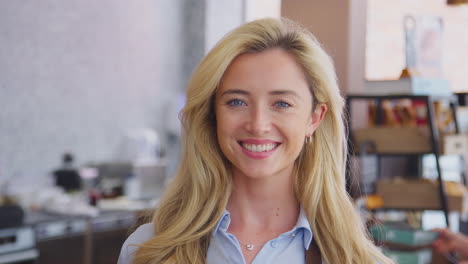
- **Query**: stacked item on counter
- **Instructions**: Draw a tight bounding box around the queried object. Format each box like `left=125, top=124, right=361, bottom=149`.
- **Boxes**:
left=366, top=99, right=455, bottom=131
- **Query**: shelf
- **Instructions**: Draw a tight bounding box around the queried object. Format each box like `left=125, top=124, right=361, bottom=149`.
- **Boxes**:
left=353, top=152, right=433, bottom=156
left=347, top=94, right=457, bottom=101
left=373, top=207, right=460, bottom=212
left=353, top=127, right=434, bottom=153
left=345, top=94, right=463, bottom=227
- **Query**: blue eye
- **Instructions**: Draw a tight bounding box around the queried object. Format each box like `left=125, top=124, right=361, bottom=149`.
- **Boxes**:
left=227, top=99, right=246, bottom=107
left=275, top=101, right=291, bottom=108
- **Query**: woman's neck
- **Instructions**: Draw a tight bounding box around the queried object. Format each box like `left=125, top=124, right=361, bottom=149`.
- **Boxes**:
left=226, top=170, right=300, bottom=232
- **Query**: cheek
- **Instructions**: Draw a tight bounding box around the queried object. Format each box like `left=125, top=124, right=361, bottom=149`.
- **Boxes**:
left=216, top=115, right=229, bottom=134
left=216, top=117, right=239, bottom=161
left=217, top=110, right=241, bottom=131
left=216, top=112, right=236, bottom=145
left=281, top=114, right=310, bottom=134
left=281, top=118, right=310, bottom=152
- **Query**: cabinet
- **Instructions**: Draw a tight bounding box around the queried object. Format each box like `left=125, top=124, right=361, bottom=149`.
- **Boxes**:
left=345, top=94, right=463, bottom=227
left=23, top=210, right=138, bottom=264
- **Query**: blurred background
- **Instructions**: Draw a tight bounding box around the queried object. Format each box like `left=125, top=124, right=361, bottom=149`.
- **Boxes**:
left=1, top=0, right=468, bottom=263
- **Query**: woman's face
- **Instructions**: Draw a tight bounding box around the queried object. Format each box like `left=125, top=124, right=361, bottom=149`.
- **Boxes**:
left=215, top=48, right=326, bottom=180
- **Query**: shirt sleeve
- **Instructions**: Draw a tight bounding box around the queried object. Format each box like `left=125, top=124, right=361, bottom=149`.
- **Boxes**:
left=117, top=223, right=155, bottom=264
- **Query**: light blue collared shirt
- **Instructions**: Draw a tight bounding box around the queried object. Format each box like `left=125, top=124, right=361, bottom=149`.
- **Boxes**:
left=118, top=209, right=313, bottom=264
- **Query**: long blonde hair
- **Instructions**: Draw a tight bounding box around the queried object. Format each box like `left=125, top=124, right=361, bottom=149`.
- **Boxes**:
left=134, top=18, right=393, bottom=264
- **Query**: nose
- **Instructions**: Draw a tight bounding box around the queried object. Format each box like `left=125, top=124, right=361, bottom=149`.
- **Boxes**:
left=245, top=105, right=272, bottom=135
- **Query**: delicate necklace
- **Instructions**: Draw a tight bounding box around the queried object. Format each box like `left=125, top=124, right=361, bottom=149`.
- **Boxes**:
left=238, top=240, right=267, bottom=251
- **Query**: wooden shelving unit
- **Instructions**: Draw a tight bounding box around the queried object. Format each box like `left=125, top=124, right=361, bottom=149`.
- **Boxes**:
left=345, top=94, right=461, bottom=227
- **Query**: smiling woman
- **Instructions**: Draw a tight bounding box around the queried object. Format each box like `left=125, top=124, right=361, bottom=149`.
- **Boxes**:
left=215, top=49, right=324, bottom=183
left=118, top=18, right=395, bottom=264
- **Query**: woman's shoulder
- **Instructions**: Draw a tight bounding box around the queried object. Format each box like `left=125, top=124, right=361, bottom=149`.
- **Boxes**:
left=117, top=223, right=155, bottom=264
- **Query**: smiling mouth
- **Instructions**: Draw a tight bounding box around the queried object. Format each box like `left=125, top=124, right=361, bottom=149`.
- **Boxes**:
left=239, top=142, right=280, bottom=152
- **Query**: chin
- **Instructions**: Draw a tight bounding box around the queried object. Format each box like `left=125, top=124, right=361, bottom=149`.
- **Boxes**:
left=235, top=166, right=281, bottom=180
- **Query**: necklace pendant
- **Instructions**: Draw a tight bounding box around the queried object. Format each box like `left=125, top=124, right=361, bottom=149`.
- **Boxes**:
left=246, top=244, right=254, bottom=251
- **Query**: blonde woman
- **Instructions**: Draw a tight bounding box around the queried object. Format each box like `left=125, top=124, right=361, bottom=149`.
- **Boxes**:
left=118, top=18, right=394, bottom=264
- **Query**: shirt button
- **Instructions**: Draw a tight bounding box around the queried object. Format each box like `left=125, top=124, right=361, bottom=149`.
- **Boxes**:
left=270, top=241, right=277, bottom=248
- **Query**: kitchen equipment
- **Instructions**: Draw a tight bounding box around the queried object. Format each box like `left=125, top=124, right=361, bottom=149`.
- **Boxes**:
left=0, top=205, right=24, bottom=229
left=125, top=162, right=167, bottom=200
left=0, top=226, right=38, bottom=264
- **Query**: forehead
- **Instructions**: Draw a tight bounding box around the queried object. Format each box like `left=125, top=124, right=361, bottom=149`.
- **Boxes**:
left=217, top=48, right=311, bottom=97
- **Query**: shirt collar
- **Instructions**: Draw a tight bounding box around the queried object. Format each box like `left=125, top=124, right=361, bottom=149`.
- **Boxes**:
left=213, top=208, right=313, bottom=250
left=213, top=210, right=231, bottom=235
left=296, top=207, right=313, bottom=250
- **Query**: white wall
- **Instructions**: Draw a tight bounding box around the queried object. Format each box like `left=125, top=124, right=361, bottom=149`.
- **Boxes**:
left=0, top=0, right=186, bottom=182
left=205, top=0, right=244, bottom=52
left=245, top=0, right=281, bottom=22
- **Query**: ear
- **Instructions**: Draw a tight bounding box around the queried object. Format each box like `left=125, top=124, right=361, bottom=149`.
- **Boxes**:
left=306, top=103, right=327, bottom=136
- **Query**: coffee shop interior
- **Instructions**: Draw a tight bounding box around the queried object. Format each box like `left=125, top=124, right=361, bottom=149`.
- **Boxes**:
left=1, top=0, right=468, bottom=263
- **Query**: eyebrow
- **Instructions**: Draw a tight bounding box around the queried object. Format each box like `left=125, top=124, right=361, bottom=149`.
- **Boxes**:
left=220, top=89, right=249, bottom=96
left=220, top=89, right=300, bottom=99
left=269, top=90, right=300, bottom=99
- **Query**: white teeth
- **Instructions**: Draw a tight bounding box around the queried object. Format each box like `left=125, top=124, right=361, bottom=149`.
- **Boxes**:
left=242, top=143, right=277, bottom=152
